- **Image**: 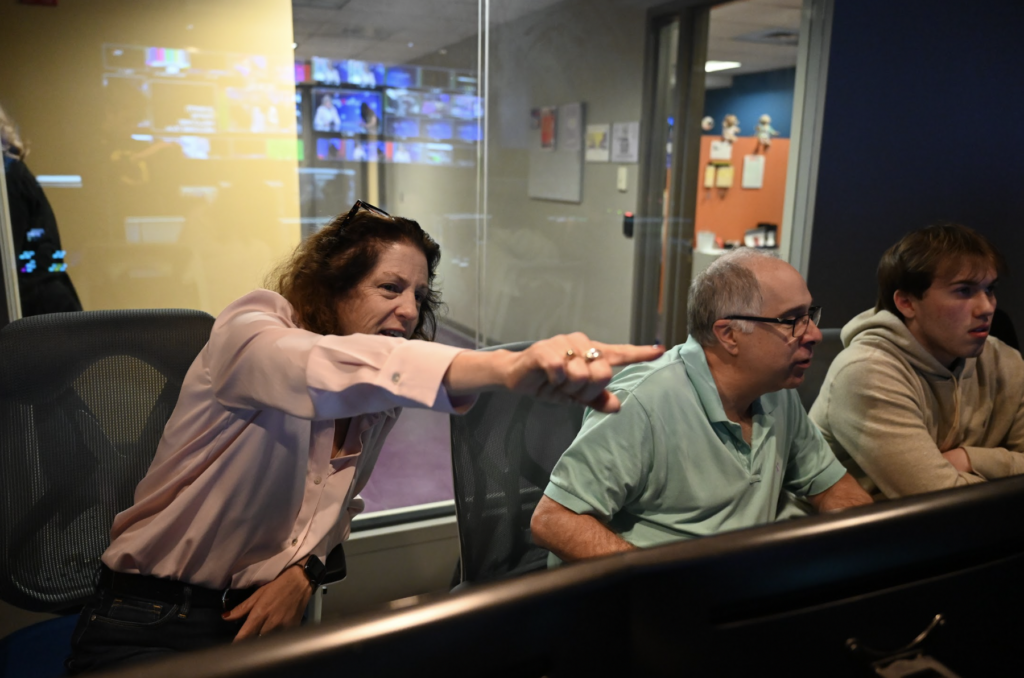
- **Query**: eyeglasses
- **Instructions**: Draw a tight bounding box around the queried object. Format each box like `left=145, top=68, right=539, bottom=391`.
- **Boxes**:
left=724, top=306, right=823, bottom=338
left=338, top=200, right=391, bottom=228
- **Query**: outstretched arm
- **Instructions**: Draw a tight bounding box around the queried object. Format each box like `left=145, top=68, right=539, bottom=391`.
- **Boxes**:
left=808, top=473, right=873, bottom=512
left=444, top=333, right=664, bottom=413
left=531, top=495, right=636, bottom=562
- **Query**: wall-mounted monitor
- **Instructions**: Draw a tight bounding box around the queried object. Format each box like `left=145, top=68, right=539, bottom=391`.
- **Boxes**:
left=312, top=88, right=382, bottom=135
left=455, top=121, right=482, bottom=143
left=385, top=65, right=419, bottom=89
left=294, top=61, right=310, bottom=84
left=316, top=137, right=344, bottom=161
left=421, top=143, right=453, bottom=165
left=420, top=93, right=450, bottom=118
left=420, top=68, right=453, bottom=90
left=386, top=142, right=421, bottom=164
left=337, top=60, right=385, bottom=88
left=453, top=70, right=478, bottom=93
left=345, top=140, right=387, bottom=162
left=451, top=95, right=482, bottom=120
left=423, top=119, right=453, bottom=141
left=145, top=46, right=191, bottom=73
left=151, top=80, right=217, bottom=133
left=311, top=56, right=341, bottom=85
left=384, top=89, right=422, bottom=117
left=385, top=117, right=420, bottom=139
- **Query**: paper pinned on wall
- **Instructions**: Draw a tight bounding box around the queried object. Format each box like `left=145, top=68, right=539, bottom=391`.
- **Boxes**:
left=585, top=124, right=611, bottom=162
left=611, top=121, right=639, bottom=163
left=560, top=103, right=583, bottom=152
left=703, top=164, right=716, bottom=188
left=715, top=165, right=734, bottom=188
left=710, top=140, right=732, bottom=161
left=742, top=154, right=765, bottom=189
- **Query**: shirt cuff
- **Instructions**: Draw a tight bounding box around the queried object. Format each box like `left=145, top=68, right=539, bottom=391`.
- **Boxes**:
left=384, top=341, right=477, bottom=414
left=800, top=457, right=849, bottom=497
left=963, top=446, right=1016, bottom=479
left=543, top=481, right=604, bottom=518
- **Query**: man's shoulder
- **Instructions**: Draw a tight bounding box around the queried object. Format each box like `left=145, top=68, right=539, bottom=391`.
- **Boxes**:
left=607, top=347, right=690, bottom=398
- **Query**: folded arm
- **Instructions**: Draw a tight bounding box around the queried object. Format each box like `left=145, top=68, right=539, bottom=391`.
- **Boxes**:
left=820, top=359, right=989, bottom=498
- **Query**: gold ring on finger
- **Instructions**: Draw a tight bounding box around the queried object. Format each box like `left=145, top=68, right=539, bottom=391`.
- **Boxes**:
left=585, top=348, right=602, bottom=362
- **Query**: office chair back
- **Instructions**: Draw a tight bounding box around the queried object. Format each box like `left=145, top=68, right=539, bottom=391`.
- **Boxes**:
left=450, top=341, right=586, bottom=585
left=0, top=309, right=214, bottom=613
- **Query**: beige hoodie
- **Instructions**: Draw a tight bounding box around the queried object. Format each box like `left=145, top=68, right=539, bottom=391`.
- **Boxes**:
left=809, top=308, right=1024, bottom=499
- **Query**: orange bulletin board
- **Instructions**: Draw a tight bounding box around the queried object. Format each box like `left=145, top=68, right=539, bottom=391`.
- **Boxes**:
left=695, top=136, right=790, bottom=244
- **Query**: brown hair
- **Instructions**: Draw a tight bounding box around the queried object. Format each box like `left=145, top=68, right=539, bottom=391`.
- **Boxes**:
left=268, top=208, right=442, bottom=339
left=876, top=222, right=1005, bottom=318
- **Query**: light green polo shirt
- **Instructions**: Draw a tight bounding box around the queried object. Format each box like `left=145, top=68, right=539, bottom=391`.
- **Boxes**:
left=544, top=336, right=846, bottom=554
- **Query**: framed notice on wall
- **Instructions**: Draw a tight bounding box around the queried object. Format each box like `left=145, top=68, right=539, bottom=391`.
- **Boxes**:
left=528, top=102, right=585, bottom=202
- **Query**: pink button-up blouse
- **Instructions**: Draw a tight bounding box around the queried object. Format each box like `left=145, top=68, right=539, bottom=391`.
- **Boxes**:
left=101, top=290, right=473, bottom=589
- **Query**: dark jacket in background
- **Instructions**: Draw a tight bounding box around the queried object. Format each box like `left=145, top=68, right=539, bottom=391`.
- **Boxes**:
left=4, top=154, right=82, bottom=316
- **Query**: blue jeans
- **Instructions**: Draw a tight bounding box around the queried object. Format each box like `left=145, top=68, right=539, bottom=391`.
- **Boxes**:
left=65, top=585, right=244, bottom=674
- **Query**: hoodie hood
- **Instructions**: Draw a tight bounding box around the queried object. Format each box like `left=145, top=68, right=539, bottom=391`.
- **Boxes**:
left=841, top=308, right=968, bottom=380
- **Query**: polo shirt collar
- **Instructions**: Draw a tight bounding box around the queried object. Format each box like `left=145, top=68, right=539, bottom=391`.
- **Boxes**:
left=677, top=336, right=774, bottom=422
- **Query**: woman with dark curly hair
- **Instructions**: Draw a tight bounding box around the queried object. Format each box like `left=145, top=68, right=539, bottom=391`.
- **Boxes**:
left=67, top=201, right=662, bottom=673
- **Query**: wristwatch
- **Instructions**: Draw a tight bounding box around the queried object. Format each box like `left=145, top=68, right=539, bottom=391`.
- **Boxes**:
left=302, top=555, right=327, bottom=590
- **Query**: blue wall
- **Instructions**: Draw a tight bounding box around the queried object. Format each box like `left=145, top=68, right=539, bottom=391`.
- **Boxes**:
left=703, top=67, right=796, bottom=138
left=808, top=0, right=1024, bottom=327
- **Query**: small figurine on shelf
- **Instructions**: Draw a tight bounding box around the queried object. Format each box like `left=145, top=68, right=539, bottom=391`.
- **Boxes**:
left=722, top=114, right=740, bottom=143
left=755, top=114, right=779, bottom=152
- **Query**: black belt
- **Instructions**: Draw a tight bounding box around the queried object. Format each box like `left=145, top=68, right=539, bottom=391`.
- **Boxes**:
left=99, top=565, right=259, bottom=612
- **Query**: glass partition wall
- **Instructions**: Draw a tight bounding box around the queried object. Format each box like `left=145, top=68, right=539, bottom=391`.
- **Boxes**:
left=0, top=0, right=816, bottom=522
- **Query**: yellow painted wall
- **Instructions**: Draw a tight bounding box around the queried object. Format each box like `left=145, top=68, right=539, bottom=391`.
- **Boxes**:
left=0, top=0, right=300, bottom=315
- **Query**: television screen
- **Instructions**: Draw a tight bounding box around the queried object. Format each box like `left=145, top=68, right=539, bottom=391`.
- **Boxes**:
left=102, top=75, right=150, bottom=130
left=455, top=121, right=482, bottom=143
left=421, top=143, right=453, bottom=165
left=384, top=89, right=422, bottom=117
left=312, top=89, right=382, bottom=135
left=451, top=95, right=483, bottom=120
left=337, top=60, right=385, bottom=88
left=316, top=137, right=344, bottom=161
left=385, top=117, right=420, bottom=139
left=420, top=93, right=450, bottom=118
left=294, top=61, right=310, bottom=84
left=295, top=91, right=303, bottom=134
left=151, top=80, right=217, bottom=133
left=311, top=56, right=341, bottom=85
left=423, top=120, right=453, bottom=141
left=420, top=68, right=452, bottom=90
left=385, top=65, right=418, bottom=89
left=386, top=142, right=421, bottom=164
left=345, top=140, right=387, bottom=162
left=453, top=71, right=478, bottom=93
left=146, top=46, right=191, bottom=73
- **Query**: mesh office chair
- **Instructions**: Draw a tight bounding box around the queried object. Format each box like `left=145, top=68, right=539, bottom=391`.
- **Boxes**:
left=0, top=309, right=213, bottom=676
left=449, top=342, right=586, bottom=585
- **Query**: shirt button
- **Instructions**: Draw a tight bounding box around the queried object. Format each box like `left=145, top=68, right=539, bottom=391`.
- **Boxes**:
left=314, top=474, right=322, bottom=485
left=391, top=372, right=401, bottom=384
left=291, top=538, right=298, bottom=546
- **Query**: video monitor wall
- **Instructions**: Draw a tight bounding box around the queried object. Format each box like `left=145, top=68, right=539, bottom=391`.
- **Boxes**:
left=101, top=43, right=299, bottom=162
left=299, top=56, right=481, bottom=168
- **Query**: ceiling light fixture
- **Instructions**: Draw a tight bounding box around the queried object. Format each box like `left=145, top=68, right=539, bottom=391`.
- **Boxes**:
left=705, top=60, right=741, bottom=73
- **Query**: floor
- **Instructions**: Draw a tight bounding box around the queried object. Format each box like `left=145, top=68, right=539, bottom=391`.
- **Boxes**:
left=358, top=322, right=477, bottom=514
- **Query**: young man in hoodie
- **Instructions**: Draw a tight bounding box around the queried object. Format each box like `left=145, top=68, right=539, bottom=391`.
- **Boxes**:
left=810, top=223, right=1024, bottom=499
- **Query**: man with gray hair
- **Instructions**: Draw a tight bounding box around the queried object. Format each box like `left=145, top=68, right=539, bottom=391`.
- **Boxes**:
left=531, top=249, right=870, bottom=563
